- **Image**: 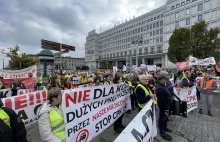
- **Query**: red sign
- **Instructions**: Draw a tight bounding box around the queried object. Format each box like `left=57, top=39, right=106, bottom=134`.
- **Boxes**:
left=41, top=39, right=75, bottom=51
left=176, top=62, right=189, bottom=71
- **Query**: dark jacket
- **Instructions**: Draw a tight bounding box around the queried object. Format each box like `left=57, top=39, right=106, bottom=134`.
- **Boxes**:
left=166, top=78, right=174, bottom=96
left=11, top=83, right=26, bottom=96
left=1, top=107, right=28, bottom=142
left=135, top=83, right=152, bottom=105
left=182, top=78, right=194, bottom=88
left=156, top=83, right=172, bottom=111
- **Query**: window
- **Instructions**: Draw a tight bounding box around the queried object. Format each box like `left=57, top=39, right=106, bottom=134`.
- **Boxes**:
left=156, top=30, right=159, bottom=35
left=181, top=2, right=185, bottom=5
left=198, top=15, right=203, bottom=22
left=156, top=22, right=159, bottom=27
left=186, top=18, right=190, bottom=25
left=198, top=3, right=203, bottom=11
left=176, top=4, right=180, bottom=8
left=156, top=37, right=159, bottom=43
left=160, top=28, right=163, bottom=34
left=192, top=0, right=196, bottom=2
left=175, top=12, right=179, bottom=18
left=157, top=47, right=162, bottom=53
left=186, top=8, right=190, bottom=15
left=147, top=25, right=149, bottom=30
left=175, top=21, right=179, bottom=28
left=171, top=6, right=175, bottom=10
left=150, top=24, right=152, bottom=29
left=160, top=21, right=163, bottom=27
left=150, top=32, right=152, bottom=37
left=160, top=36, right=163, bottom=42
left=151, top=47, right=154, bottom=54
left=153, top=23, right=156, bottom=28
left=153, top=31, right=155, bottom=36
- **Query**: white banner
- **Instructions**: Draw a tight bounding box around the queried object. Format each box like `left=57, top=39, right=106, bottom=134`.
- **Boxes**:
left=0, top=88, right=12, bottom=98
left=174, top=87, right=198, bottom=113
left=114, top=99, right=157, bottom=142
left=0, top=65, right=37, bottom=79
left=1, top=90, right=47, bottom=125
left=189, top=56, right=216, bottom=66
left=62, top=83, right=131, bottom=142
left=147, top=65, right=156, bottom=71
left=17, top=89, right=35, bottom=96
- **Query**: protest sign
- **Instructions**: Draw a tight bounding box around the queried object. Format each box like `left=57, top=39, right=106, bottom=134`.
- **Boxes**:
left=62, top=83, right=131, bottom=142
left=0, top=65, right=37, bottom=89
left=174, top=87, right=198, bottom=113
left=1, top=90, right=47, bottom=126
left=189, top=56, right=216, bottom=66
left=0, top=88, right=11, bottom=98
left=114, top=99, right=157, bottom=142
left=176, top=62, right=189, bottom=71
left=147, top=65, right=156, bottom=71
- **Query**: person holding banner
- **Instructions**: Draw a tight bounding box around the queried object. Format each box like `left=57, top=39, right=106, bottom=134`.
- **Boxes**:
left=37, top=87, right=65, bottom=142
left=113, top=74, right=126, bottom=133
left=198, top=71, right=217, bottom=116
left=62, top=77, right=74, bottom=90
left=10, top=79, right=26, bottom=96
left=135, top=75, right=155, bottom=111
left=156, top=75, right=172, bottom=141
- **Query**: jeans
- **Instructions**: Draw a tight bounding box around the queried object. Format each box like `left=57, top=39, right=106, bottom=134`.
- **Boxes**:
left=159, top=108, right=168, bottom=135
left=199, top=93, right=213, bottom=111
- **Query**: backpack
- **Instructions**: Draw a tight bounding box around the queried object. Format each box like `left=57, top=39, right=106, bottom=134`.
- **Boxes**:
left=0, top=115, right=13, bottom=142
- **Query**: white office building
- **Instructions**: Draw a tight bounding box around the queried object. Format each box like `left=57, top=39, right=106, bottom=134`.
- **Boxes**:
left=85, top=0, right=220, bottom=69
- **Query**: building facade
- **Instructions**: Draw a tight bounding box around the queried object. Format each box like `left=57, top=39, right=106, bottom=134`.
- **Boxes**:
left=85, top=0, right=220, bottom=68
left=28, top=54, right=85, bottom=70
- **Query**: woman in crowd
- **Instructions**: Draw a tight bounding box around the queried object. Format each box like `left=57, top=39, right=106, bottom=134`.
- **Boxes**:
left=62, top=77, right=74, bottom=90
left=48, top=75, right=61, bottom=90
left=93, top=77, right=103, bottom=86
left=88, top=78, right=94, bottom=86
left=37, top=87, right=65, bottom=142
left=113, top=74, right=126, bottom=133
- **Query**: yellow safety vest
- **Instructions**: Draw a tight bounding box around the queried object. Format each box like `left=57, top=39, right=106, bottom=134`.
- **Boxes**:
left=135, top=84, right=150, bottom=108
left=126, top=81, right=134, bottom=94
left=0, top=109, right=11, bottom=128
left=49, top=110, right=65, bottom=140
left=81, top=77, right=88, bottom=83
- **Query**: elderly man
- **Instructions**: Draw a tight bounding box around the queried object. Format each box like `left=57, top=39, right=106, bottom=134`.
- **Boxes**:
left=135, top=75, right=155, bottom=111
left=156, top=75, right=172, bottom=141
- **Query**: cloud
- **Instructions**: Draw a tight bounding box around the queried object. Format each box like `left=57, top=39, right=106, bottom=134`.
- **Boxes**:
left=0, top=0, right=166, bottom=68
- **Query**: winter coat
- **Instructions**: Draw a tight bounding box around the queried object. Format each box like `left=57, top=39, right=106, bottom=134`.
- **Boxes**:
left=37, top=102, right=65, bottom=142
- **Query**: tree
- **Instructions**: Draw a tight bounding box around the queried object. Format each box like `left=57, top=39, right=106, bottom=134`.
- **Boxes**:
left=167, top=28, right=190, bottom=63
left=189, top=21, right=220, bottom=60
left=168, top=21, right=220, bottom=64
left=3, top=45, right=39, bottom=70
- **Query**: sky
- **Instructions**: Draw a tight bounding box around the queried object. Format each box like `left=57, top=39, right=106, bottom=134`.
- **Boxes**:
left=0, top=0, right=166, bottom=69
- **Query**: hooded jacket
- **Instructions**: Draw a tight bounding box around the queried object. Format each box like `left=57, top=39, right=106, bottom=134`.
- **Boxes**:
left=37, top=102, right=65, bottom=142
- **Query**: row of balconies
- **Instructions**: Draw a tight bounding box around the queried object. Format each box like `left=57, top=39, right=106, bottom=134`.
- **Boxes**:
left=98, top=50, right=163, bottom=60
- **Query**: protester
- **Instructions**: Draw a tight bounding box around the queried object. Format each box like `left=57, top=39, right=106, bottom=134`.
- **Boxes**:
left=198, top=71, right=217, bottom=116
left=11, top=79, right=26, bottom=96
left=80, top=73, right=88, bottom=83
left=88, top=78, right=94, bottom=86
left=135, top=75, right=155, bottom=111
left=37, top=87, right=65, bottom=142
left=62, top=77, right=74, bottom=90
left=215, top=64, right=220, bottom=76
left=113, top=74, right=125, bottom=133
left=48, top=75, right=61, bottom=90
left=125, top=75, right=138, bottom=110
left=93, top=77, right=103, bottom=86
left=0, top=77, right=5, bottom=89
left=132, top=70, right=139, bottom=87
left=0, top=98, right=28, bottom=142
left=181, top=71, right=194, bottom=88
left=35, top=77, right=50, bottom=90
left=156, top=75, right=172, bottom=141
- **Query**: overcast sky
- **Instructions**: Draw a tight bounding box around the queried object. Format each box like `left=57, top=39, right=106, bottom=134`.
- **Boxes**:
left=0, top=0, right=166, bottom=68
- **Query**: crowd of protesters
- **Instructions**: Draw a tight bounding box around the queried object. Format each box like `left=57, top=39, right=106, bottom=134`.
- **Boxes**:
left=0, top=63, right=220, bottom=142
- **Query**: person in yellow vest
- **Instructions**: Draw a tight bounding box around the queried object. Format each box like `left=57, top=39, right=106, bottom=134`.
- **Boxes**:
left=41, top=77, right=50, bottom=91
left=37, top=87, right=65, bottom=142
left=0, top=98, right=28, bottom=142
left=80, top=73, right=88, bottom=83
left=135, top=75, right=155, bottom=111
